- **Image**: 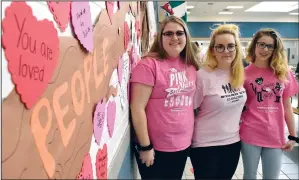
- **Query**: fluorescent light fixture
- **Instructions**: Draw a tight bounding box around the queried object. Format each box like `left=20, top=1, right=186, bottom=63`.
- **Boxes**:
left=289, top=12, right=299, bottom=15
left=218, top=11, right=233, bottom=14
left=227, top=6, right=244, bottom=9
left=187, top=11, right=191, bottom=14
left=187, top=5, right=194, bottom=9
left=246, top=1, right=298, bottom=12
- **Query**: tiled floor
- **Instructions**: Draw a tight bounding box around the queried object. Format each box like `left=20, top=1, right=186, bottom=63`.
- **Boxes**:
left=182, top=95, right=299, bottom=179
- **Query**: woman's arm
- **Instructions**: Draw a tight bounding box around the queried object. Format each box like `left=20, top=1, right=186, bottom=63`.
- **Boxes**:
left=130, top=82, right=153, bottom=146
left=284, top=97, right=296, bottom=137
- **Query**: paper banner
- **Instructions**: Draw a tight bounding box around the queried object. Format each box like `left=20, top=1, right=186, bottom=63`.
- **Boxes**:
left=71, top=2, right=93, bottom=53
left=2, top=2, right=59, bottom=109
left=76, top=153, right=93, bottom=179
left=107, top=101, right=116, bottom=137
left=106, top=1, right=114, bottom=25
left=124, top=22, right=130, bottom=51
left=47, top=2, right=71, bottom=32
left=96, top=144, right=108, bottom=179
left=93, top=99, right=106, bottom=145
left=117, top=55, right=123, bottom=84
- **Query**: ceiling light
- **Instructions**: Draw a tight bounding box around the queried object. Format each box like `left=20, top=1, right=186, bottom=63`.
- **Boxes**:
left=218, top=12, right=233, bottom=14
left=227, top=6, right=244, bottom=9
left=187, top=11, right=191, bottom=14
left=187, top=6, right=194, bottom=9
left=289, top=12, right=299, bottom=15
left=246, top=1, right=298, bottom=12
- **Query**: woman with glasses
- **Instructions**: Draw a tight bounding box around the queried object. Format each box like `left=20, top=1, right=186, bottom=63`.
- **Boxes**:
left=130, top=16, right=199, bottom=179
left=240, top=28, right=298, bottom=179
left=190, top=24, right=246, bottom=179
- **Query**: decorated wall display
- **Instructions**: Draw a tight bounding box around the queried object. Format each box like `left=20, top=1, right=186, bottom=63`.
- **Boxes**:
left=96, top=144, right=108, bottom=179
left=71, top=1, right=93, bottom=53
left=93, top=99, right=107, bottom=145
left=47, top=1, right=71, bottom=32
left=2, top=2, right=59, bottom=109
left=107, top=101, right=116, bottom=137
left=76, top=153, right=93, bottom=179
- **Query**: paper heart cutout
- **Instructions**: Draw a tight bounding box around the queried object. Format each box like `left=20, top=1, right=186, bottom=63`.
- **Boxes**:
left=2, top=2, right=59, bottom=109
left=96, top=144, right=108, bottom=179
left=71, top=2, right=93, bottom=53
left=117, top=55, right=123, bottom=84
left=107, top=101, right=116, bottom=137
left=124, top=22, right=130, bottom=51
left=93, top=99, right=106, bottom=145
left=47, top=2, right=71, bottom=32
left=106, top=1, right=114, bottom=25
left=76, top=153, right=93, bottom=179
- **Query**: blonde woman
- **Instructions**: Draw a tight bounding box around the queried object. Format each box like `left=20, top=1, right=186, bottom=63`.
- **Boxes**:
left=240, top=28, right=298, bottom=179
left=130, top=16, right=199, bottom=179
left=190, top=24, right=247, bottom=179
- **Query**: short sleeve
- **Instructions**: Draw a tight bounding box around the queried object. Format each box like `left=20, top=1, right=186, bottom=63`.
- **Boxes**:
left=193, top=71, right=205, bottom=109
left=283, top=70, right=299, bottom=99
left=130, top=58, right=156, bottom=86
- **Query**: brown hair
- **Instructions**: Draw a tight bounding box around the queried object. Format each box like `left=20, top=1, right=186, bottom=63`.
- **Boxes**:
left=143, top=16, right=199, bottom=70
left=246, top=28, right=288, bottom=81
left=205, top=24, right=244, bottom=88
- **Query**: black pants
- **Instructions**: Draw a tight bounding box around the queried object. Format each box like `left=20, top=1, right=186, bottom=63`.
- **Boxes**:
left=133, top=143, right=189, bottom=179
left=190, top=141, right=241, bottom=179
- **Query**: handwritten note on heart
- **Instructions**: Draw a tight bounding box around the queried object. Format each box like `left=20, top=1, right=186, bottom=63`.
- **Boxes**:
left=2, top=2, right=59, bottom=109
left=71, top=2, right=93, bottom=53
left=76, top=153, right=93, bottom=179
left=96, top=144, right=108, bottom=179
left=124, top=22, right=130, bottom=51
left=107, top=101, right=116, bottom=137
left=47, top=2, right=71, bottom=32
left=106, top=1, right=114, bottom=25
left=93, top=99, right=106, bottom=145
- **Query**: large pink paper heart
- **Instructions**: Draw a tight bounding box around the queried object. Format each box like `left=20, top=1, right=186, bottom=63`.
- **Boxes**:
left=47, top=1, right=71, bottom=32
left=71, top=2, right=93, bottom=53
left=76, top=153, right=93, bottom=179
left=93, top=99, right=106, bottom=145
left=2, top=2, right=59, bottom=109
left=96, top=144, right=108, bottom=179
left=107, top=101, right=116, bottom=137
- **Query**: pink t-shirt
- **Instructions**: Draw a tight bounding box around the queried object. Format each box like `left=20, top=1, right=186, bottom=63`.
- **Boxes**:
left=192, top=68, right=247, bottom=147
left=240, top=64, right=299, bottom=148
left=130, top=57, right=197, bottom=152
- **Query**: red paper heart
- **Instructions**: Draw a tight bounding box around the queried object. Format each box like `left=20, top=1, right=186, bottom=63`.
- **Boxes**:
left=76, top=153, right=93, bottom=179
left=2, top=2, right=59, bottom=109
left=47, top=2, right=71, bottom=32
left=96, top=144, right=108, bottom=179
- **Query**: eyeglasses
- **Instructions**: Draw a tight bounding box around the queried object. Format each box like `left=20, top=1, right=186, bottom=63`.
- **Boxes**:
left=256, top=42, right=275, bottom=51
left=214, top=44, right=237, bottom=53
left=162, top=30, right=185, bottom=38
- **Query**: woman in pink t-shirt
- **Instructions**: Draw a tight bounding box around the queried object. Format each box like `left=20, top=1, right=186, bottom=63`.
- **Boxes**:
left=191, top=24, right=247, bottom=179
left=130, top=16, right=199, bottom=179
left=240, top=28, right=299, bottom=179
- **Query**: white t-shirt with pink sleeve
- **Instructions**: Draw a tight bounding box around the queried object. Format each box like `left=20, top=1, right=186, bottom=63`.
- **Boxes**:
left=192, top=68, right=247, bottom=148
left=130, top=57, right=197, bottom=152
left=240, top=64, right=299, bottom=148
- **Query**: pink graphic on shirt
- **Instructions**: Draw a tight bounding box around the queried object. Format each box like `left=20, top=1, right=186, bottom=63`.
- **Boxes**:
left=164, top=68, right=195, bottom=112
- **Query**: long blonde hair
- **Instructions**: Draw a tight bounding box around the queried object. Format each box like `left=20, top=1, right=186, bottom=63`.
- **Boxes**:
left=205, top=24, right=244, bottom=88
left=246, top=28, right=288, bottom=81
left=143, top=16, right=199, bottom=70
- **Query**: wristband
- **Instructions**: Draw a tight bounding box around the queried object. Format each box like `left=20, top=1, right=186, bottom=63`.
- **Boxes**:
left=137, top=143, right=153, bottom=151
left=288, top=135, right=299, bottom=143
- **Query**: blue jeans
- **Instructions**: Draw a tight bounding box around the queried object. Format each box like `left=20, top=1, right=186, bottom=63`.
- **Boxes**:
left=241, top=141, right=283, bottom=179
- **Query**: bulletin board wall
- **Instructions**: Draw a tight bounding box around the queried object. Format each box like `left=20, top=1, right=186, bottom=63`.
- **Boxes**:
left=1, top=1, right=153, bottom=179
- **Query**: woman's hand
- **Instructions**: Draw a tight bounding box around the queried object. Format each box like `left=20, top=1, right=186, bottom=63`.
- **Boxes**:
left=282, top=140, right=296, bottom=152
left=139, top=149, right=155, bottom=167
